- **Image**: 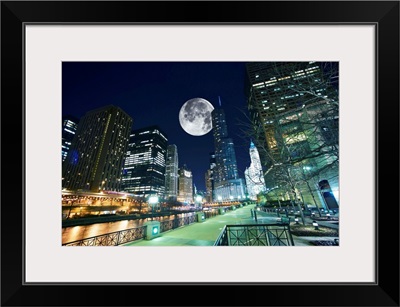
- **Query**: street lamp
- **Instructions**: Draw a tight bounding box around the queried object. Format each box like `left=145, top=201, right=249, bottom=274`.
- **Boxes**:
left=148, top=195, right=159, bottom=220
left=195, top=195, right=202, bottom=209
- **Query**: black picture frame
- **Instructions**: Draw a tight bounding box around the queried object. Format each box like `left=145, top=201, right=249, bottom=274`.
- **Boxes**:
left=1, top=1, right=399, bottom=306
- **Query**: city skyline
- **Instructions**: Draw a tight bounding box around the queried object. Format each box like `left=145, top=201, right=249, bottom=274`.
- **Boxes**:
left=61, top=61, right=340, bottom=247
left=62, top=62, right=251, bottom=192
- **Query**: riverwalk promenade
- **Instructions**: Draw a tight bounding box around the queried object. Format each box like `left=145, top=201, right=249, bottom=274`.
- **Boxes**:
left=123, top=204, right=339, bottom=247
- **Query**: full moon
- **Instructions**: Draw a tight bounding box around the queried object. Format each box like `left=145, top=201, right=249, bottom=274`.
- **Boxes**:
left=179, top=98, right=214, bottom=136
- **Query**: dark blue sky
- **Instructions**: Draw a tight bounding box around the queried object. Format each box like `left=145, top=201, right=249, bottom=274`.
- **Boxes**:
left=62, top=62, right=253, bottom=192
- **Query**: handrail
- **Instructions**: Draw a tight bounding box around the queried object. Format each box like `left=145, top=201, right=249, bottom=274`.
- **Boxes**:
left=213, top=225, right=228, bottom=246
left=62, top=226, right=146, bottom=246
left=214, top=223, right=295, bottom=246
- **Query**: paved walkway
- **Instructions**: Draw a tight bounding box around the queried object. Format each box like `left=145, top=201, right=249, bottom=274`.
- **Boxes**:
left=124, top=204, right=256, bottom=246
left=123, top=204, right=339, bottom=247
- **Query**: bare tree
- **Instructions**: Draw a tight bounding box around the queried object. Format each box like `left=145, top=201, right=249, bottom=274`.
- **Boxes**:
left=237, top=62, right=339, bottom=224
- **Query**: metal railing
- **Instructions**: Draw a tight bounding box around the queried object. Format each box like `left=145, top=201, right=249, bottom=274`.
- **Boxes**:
left=160, top=214, right=197, bottom=232
left=63, top=226, right=146, bottom=246
left=204, top=209, right=219, bottom=219
left=63, top=213, right=198, bottom=246
left=214, top=223, right=295, bottom=246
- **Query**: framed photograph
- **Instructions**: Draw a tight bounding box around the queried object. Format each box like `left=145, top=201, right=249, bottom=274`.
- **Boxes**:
left=1, top=1, right=399, bottom=306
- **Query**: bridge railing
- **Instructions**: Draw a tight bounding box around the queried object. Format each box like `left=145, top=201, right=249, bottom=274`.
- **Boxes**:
left=214, top=223, right=295, bottom=246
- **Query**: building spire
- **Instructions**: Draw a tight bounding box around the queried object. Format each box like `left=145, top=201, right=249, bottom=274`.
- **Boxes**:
left=218, top=96, right=222, bottom=107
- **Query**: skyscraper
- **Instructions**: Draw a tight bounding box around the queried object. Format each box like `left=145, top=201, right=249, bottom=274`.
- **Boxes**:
left=211, top=99, right=246, bottom=201
left=244, top=141, right=266, bottom=200
left=61, top=115, right=79, bottom=162
left=205, top=152, right=216, bottom=202
left=177, top=164, right=193, bottom=204
left=122, top=125, right=168, bottom=198
left=245, top=62, right=339, bottom=208
left=165, top=144, right=179, bottom=200
left=62, top=105, right=133, bottom=192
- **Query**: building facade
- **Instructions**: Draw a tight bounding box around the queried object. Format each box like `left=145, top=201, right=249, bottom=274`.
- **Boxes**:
left=62, top=115, right=79, bottom=162
left=165, top=144, right=179, bottom=200
left=122, top=125, right=168, bottom=198
left=244, top=141, right=267, bottom=200
left=205, top=152, right=216, bottom=202
left=62, top=105, right=133, bottom=192
left=245, top=62, right=339, bottom=209
left=211, top=104, right=246, bottom=201
left=177, top=164, right=193, bottom=204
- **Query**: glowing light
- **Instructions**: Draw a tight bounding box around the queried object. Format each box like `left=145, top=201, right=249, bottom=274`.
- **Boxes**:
left=149, top=196, right=158, bottom=204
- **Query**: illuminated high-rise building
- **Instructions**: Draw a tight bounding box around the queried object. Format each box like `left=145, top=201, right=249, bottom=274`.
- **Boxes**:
left=165, top=144, right=179, bottom=200
left=205, top=152, right=216, bottom=202
left=62, top=115, right=79, bottom=162
left=244, top=141, right=266, bottom=200
left=177, top=164, right=193, bottom=204
left=245, top=62, right=339, bottom=208
left=211, top=98, right=246, bottom=201
left=62, top=105, right=133, bottom=192
left=122, top=125, right=168, bottom=198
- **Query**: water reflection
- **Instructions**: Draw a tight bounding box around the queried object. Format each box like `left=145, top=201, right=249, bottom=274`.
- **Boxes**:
left=62, top=213, right=191, bottom=244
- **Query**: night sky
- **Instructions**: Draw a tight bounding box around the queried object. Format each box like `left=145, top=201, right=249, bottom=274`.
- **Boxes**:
left=62, top=62, right=253, bottom=192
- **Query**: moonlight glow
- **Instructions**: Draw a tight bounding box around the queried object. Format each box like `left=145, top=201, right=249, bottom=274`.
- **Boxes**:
left=179, top=98, right=214, bottom=136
